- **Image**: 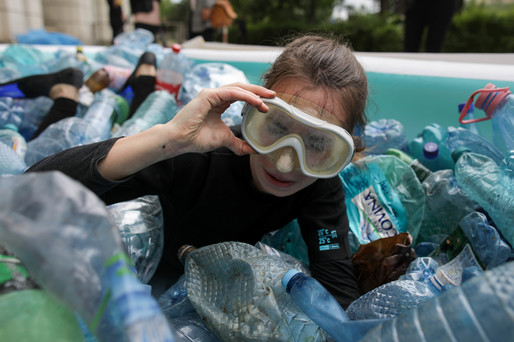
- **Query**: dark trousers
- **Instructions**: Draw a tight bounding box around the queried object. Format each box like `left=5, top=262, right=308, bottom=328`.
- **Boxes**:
left=404, top=0, right=458, bottom=52
left=107, top=0, right=124, bottom=42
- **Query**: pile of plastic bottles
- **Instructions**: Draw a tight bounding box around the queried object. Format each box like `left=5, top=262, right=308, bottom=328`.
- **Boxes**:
left=1, top=29, right=514, bottom=341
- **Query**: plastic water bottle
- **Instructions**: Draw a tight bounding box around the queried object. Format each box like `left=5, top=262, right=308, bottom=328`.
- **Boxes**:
left=114, top=28, right=155, bottom=51
left=458, top=102, right=481, bottom=136
left=340, top=155, right=426, bottom=245
left=460, top=83, right=514, bottom=153
left=107, top=195, right=164, bottom=284
left=409, top=123, right=454, bottom=171
left=0, top=247, right=84, bottom=341
left=16, top=96, right=54, bottom=141
left=0, top=123, right=27, bottom=159
left=446, top=126, right=503, bottom=165
left=25, top=117, right=100, bottom=166
left=0, top=97, right=24, bottom=128
left=1, top=44, right=48, bottom=76
left=182, top=241, right=328, bottom=341
left=0, top=140, right=28, bottom=174
left=385, top=148, right=432, bottom=182
left=359, top=260, right=514, bottom=342
left=0, top=171, right=176, bottom=342
left=113, top=90, right=178, bottom=137
left=453, top=148, right=514, bottom=247
left=82, top=90, right=129, bottom=140
left=282, top=269, right=388, bottom=342
left=177, top=63, right=249, bottom=125
left=362, top=119, right=408, bottom=155
left=155, top=44, right=189, bottom=100
left=417, top=169, right=478, bottom=243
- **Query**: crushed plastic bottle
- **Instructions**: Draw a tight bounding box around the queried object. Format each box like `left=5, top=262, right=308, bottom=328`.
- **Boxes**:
left=0, top=97, right=24, bottom=128
left=453, top=148, right=514, bottom=247
left=113, top=90, right=178, bottom=137
left=360, top=260, right=514, bottom=342
left=0, top=171, right=176, bottom=342
left=340, top=155, right=426, bottom=245
left=182, top=241, right=328, bottom=341
left=362, top=118, right=408, bottom=155
left=0, top=141, right=27, bottom=175
left=107, top=195, right=164, bottom=284
left=0, top=123, right=27, bottom=159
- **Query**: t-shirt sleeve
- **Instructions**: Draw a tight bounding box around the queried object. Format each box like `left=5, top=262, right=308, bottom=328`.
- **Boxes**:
left=298, top=177, right=361, bottom=308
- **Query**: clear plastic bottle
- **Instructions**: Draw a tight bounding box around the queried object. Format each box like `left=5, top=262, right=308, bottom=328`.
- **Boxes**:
left=0, top=123, right=27, bottom=159
left=0, top=171, right=176, bottom=342
left=385, top=148, right=432, bottom=182
left=282, top=269, right=388, bottom=342
left=113, top=90, right=178, bottom=137
left=155, top=44, right=189, bottom=100
left=453, top=147, right=514, bottom=247
left=359, top=260, right=514, bottom=342
left=0, top=97, right=24, bottom=128
left=362, top=118, right=408, bottom=155
left=458, top=102, right=481, bottom=136
left=82, top=89, right=129, bottom=140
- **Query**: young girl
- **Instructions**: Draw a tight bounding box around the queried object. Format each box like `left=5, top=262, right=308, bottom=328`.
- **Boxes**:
left=28, top=34, right=369, bottom=309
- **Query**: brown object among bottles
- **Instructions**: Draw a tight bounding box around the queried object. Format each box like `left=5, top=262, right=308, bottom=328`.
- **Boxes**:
left=85, top=68, right=110, bottom=93
left=352, top=232, right=417, bottom=294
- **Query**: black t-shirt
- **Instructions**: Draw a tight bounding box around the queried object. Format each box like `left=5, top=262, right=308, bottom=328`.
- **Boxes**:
left=27, top=135, right=361, bottom=308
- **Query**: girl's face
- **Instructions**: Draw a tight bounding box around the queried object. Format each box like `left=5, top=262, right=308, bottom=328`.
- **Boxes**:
left=249, top=77, right=347, bottom=197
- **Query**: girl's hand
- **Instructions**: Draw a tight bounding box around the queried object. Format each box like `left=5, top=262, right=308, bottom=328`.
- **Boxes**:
left=165, top=83, right=275, bottom=156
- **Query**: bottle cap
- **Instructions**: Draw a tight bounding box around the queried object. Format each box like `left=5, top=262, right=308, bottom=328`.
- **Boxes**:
left=423, top=142, right=439, bottom=160
left=281, top=269, right=301, bottom=291
left=458, top=102, right=474, bottom=114
left=475, top=83, right=511, bottom=117
left=171, top=43, right=182, bottom=53
left=451, top=146, right=471, bottom=163
left=177, top=245, right=197, bottom=265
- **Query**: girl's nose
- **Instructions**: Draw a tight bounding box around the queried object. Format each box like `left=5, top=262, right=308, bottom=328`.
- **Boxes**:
left=273, top=146, right=298, bottom=173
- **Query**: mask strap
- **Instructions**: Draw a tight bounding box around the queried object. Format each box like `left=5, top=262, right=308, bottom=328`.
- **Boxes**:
left=459, top=85, right=511, bottom=124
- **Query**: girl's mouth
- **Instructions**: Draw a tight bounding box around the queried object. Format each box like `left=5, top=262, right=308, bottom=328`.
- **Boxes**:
left=265, top=170, right=294, bottom=188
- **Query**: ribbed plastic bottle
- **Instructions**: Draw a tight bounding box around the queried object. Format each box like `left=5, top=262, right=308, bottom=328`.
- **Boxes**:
left=112, top=90, right=178, bottom=137
left=0, top=171, right=176, bottom=342
left=82, top=90, right=129, bottom=140
left=282, top=269, right=388, bottom=342
left=155, top=44, right=189, bottom=100
left=0, top=123, right=27, bottom=159
left=453, top=147, right=514, bottom=247
left=360, top=260, right=514, bottom=342
left=459, top=83, right=514, bottom=153
left=362, top=118, right=408, bottom=155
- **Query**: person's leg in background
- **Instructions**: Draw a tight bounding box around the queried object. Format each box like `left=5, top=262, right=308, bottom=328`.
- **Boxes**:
left=425, top=0, right=458, bottom=52
left=107, top=0, right=125, bottom=44
left=403, top=0, right=429, bottom=52
left=131, top=0, right=165, bottom=44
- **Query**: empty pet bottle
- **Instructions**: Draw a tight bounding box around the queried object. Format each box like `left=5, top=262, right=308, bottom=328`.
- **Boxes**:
left=0, top=140, right=27, bottom=175
left=155, top=44, right=189, bottom=100
left=359, top=260, right=514, bottom=342
left=453, top=148, right=514, bottom=247
left=362, top=119, right=408, bottom=155
left=0, top=171, right=175, bottom=342
left=282, top=269, right=387, bottom=342
left=459, top=83, right=514, bottom=153
left=458, top=102, right=481, bottom=136
left=0, top=123, right=27, bottom=159
left=0, top=97, right=24, bottom=128
left=113, top=90, right=178, bottom=137
left=385, top=148, right=432, bottom=182
left=82, top=90, right=129, bottom=140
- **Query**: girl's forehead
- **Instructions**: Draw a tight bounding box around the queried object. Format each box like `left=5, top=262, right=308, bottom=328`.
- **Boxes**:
left=270, top=78, right=346, bottom=126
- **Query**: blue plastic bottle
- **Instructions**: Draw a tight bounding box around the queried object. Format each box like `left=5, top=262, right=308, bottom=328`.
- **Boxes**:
left=0, top=97, right=24, bottom=128
left=282, top=269, right=387, bottom=342
left=0, top=140, right=27, bottom=175
left=359, top=260, right=514, bottom=342
left=453, top=147, right=514, bottom=247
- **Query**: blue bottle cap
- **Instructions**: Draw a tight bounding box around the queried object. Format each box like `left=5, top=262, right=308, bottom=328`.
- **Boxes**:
left=423, top=142, right=439, bottom=159
left=281, top=269, right=301, bottom=290
left=458, top=102, right=474, bottom=113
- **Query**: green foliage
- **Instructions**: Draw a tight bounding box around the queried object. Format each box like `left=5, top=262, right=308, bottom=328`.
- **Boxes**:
left=443, top=3, right=514, bottom=52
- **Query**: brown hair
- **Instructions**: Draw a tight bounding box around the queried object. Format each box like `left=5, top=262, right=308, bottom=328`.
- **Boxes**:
left=262, top=34, right=368, bottom=155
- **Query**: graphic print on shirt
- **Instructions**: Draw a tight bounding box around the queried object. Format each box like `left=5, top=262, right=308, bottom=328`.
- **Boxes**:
left=317, top=228, right=340, bottom=251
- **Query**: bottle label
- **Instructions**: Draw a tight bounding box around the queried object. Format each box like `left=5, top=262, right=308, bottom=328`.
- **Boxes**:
left=430, top=244, right=482, bottom=290
left=155, top=79, right=181, bottom=97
